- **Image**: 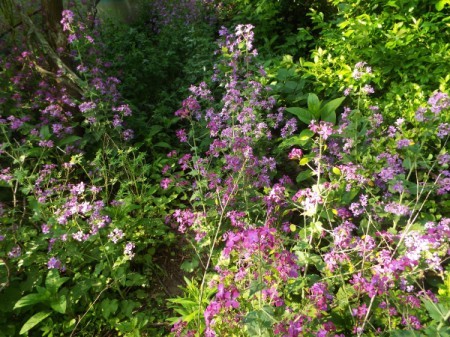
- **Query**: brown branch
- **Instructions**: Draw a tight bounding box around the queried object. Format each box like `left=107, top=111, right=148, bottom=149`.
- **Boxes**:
left=19, top=11, right=86, bottom=96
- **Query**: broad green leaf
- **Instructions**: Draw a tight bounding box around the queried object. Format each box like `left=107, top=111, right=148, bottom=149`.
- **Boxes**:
left=307, top=93, right=321, bottom=118
left=299, top=157, right=310, bottom=166
left=19, top=311, right=52, bottom=335
left=320, top=96, right=345, bottom=124
left=286, top=107, right=314, bottom=124
left=57, top=135, right=82, bottom=147
left=45, top=269, right=69, bottom=295
left=332, top=167, right=341, bottom=176
left=296, top=170, right=313, bottom=182
left=299, top=128, right=314, bottom=140
left=50, top=295, right=67, bottom=314
left=436, top=0, right=450, bottom=11
left=154, top=142, right=172, bottom=148
left=14, top=293, right=48, bottom=309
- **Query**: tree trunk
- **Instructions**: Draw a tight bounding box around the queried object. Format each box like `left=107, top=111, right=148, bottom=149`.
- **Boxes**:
left=41, top=0, right=66, bottom=51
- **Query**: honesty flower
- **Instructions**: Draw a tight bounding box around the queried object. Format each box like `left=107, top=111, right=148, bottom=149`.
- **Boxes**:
left=288, top=148, right=303, bottom=160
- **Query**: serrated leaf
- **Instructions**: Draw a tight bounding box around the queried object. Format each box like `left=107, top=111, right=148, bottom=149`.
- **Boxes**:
left=423, top=299, right=448, bottom=322
left=19, top=311, right=52, bottom=335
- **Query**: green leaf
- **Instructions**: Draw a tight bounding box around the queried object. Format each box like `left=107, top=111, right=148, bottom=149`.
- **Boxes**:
left=244, top=307, right=274, bottom=337
left=50, top=295, right=67, bottom=314
left=180, top=258, right=199, bottom=273
left=40, top=125, right=51, bottom=140
left=332, top=167, right=341, bottom=176
left=57, top=135, right=82, bottom=147
left=101, top=298, right=118, bottom=319
left=14, top=293, right=48, bottom=309
left=436, top=0, right=450, bottom=11
left=19, top=311, right=52, bottom=335
left=423, top=299, right=448, bottom=322
left=299, top=157, right=310, bottom=166
left=307, top=93, right=321, bottom=118
left=296, top=170, right=313, bottom=182
left=154, top=142, right=172, bottom=148
left=286, top=107, right=314, bottom=124
left=249, top=281, right=266, bottom=297
left=320, top=97, right=345, bottom=124
left=45, top=270, right=69, bottom=295
left=298, top=129, right=314, bottom=140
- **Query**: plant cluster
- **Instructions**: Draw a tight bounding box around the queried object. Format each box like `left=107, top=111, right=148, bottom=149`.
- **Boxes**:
left=1, top=0, right=450, bottom=336
left=166, top=14, right=450, bottom=337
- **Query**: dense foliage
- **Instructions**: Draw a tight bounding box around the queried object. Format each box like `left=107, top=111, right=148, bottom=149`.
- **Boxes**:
left=0, top=0, right=449, bottom=336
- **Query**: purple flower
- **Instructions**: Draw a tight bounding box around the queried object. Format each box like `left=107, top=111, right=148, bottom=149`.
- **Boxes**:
left=124, top=242, right=135, bottom=259
left=122, top=129, right=134, bottom=141
left=112, top=104, right=132, bottom=116
left=8, top=246, right=21, bottom=258
left=281, top=118, right=297, bottom=138
left=384, top=202, right=410, bottom=216
left=47, top=257, right=62, bottom=269
left=61, top=10, right=74, bottom=31
left=176, top=129, right=188, bottom=143
left=41, top=224, right=50, bottom=234
left=344, top=87, right=352, bottom=96
left=68, top=34, right=77, bottom=43
left=352, top=61, right=372, bottom=79
left=79, top=101, right=96, bottom=113
left=288, top=148, right=303, bottom=160
left=160, top=178, right=172, bottom=190
left=309, top=120, right=334, bottom=140
left=437, top=123, right=450, bottom=138
left=38, top=140, right=54, bottom=148
left=108, top=228, right=124, bottom=244
left=428, top=91, right=450, bottom=114
left=397, top=139, right=412, bottom=149
left=362, top=84, right=375, bottom=94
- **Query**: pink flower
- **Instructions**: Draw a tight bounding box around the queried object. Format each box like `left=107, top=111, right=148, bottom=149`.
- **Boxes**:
left=288, top=148, right=303, bottom=160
